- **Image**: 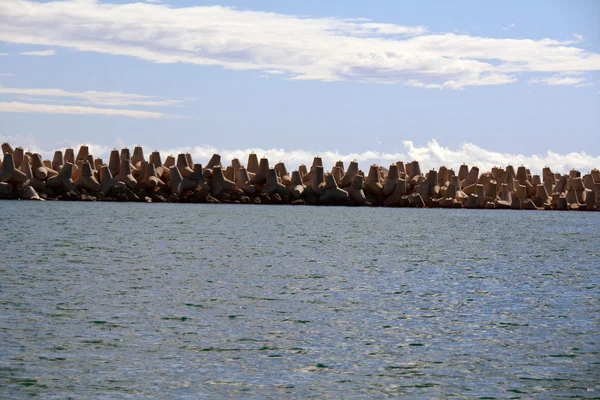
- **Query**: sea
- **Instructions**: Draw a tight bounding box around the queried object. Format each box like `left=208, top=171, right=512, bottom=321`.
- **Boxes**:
left=1, top=202, right=598, bottom=399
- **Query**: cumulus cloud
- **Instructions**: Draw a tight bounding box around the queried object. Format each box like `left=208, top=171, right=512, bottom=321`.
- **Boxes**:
left=502, top=22, right=516, bottom=31
left=0, top=101, right=179, bottom=118
left=20, top=49, right=56, bottom=56
left=0, top=1, right=598, bottom=88
left=2, top=136, right=596, bottom=174
left=0, top=85, right=184, bottom=107
left=573, top=33, right=583, bottom=42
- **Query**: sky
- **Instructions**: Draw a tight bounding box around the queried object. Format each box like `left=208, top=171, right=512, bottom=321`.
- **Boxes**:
left=0, top=0, right=599, bottom=172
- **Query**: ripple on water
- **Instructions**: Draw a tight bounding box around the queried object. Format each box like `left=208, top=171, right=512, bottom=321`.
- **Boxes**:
left=0, top=203, right=598, bottom=398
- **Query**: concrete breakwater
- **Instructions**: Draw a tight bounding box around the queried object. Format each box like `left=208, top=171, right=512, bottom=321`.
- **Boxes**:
left=1, top=142, right=598, bottom=211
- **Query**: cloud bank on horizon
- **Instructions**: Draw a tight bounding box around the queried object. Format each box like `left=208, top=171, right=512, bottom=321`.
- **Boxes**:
left=2, top=135, right=598, bottom=175
left=0, top=0, right=599, bottom=90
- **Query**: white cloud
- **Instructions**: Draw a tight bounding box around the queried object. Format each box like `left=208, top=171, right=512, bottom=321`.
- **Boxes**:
left=0, top=52, right=9, bottom=56
left=502, top=22, right=516, bottom=31
left=529, top=74, right=588, bottom=86
left=0, top=73, right=16, bottom=76
left=20, top=49, right=56, bottom=56
left=0, top=101, right=179, bottom=118
left=573, top=33, right=583, bottom=42
left=0, top=84, right=184, bottom=107
left=0, top=1, right=598, bottom=89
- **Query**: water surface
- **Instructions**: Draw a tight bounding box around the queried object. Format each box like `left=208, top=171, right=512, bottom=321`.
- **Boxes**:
left=1, top=202, right=598, bottom=398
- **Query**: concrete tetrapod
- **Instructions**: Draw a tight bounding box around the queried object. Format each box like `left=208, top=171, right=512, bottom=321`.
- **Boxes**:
left=345, top=175, right=367, bottom=205
left=21, top=156, right=46, bottom=192
left=52, top=150, right=64, bottom=172
left=47, top=162, right=76, bottom=192
left=275, top=162, right=292, bottom=186
left=209, top=166, right=239, bottom=197
left=298, top=164, right=308, bottom=177
left=446, top=176, right=466, bottom=201
left=0, top=182, right=11, bottom=198
left=168, top=166, right=185, bottom=197
left=306, top=165, right=325, bottom=196
left=383, top=164, right=399, bottom=196
left=13, top=147, right=24, bottom=169
left=30, top=153, right=57, bottom=181
left=466, top=194, right=479, bottom=209
left=494, top=183, right=512, bottom=209
left=319, top=174, right=349, bottom=205
left=364, top=165, right=383, bottom=196
left=438, top=165, right=449, bottom=188
left=331, top=165, right=343, bottom=186
left=75, top=145, right=89, bottom=164
left=289, top=170, right=305, bottom=199
left=205, top=154, right=221, bottom=171
left=193, top=164, right=206, bottom=186
left=339, top=160, right=358, bottom=188
left=384, top=179, right=408, bottom=207
left=136, top=160, right=148, bottom=189
left=75, top=161, right=101, bottom=192
left=458, top=164, right=469, bottom=182
left=474, top=184, right=486, bottom=208
left=247, top=153, right=259, bottom=174
left=516, top=166, right=536, bottom=196
left=253, top=157, right=270, bottom=185
left=99, top=165, right=120, bottom=194
left=164, top=155, right=175, bottom=169
left=462, top=166, right=479, bottom=188
left=114, top=159, right=137, bottom=189
left=20, top=185, right=42, bottom=200
left=234, top=166, right=256, bottom=194
left=0, top=153, right=28, bottom=185
left=534, top=184, right=551, bottom=208
left=176, top=153, right=197, bottom=180
left=64, top=148, right=76, bottom=168
left=302, top=157, right=323, bottom=185
left=224, top=166, right=235, bottom=182
left=85, top=155, right=97, bottom=177
left=425, top=169, right=440, bottom=198
left=144, top=162, right=165, bottom=190
left=264, top=168, right=289, bottom=196
left=132, top=146, right=145, bottom=167
left=109, top=150, right=120, bottom=178
left=1, top=142, right=14, bottom=155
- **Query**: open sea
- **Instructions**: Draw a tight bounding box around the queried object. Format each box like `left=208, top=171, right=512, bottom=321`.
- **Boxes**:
left=0, top=202, right=598, bottom=399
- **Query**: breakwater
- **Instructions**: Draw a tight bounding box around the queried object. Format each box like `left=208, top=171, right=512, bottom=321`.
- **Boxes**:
left=0, top=142, right=598, bottom=210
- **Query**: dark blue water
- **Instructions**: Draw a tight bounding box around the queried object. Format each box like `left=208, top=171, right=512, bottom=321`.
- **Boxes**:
left=1, top=202, right=598, bottom=398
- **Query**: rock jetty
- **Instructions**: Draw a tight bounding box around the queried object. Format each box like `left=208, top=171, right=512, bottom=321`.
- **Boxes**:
left=1, top=142, right=598, bottom=211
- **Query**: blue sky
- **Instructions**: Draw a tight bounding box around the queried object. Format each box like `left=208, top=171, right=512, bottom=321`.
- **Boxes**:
left=0, top=0, right=599, bottom=171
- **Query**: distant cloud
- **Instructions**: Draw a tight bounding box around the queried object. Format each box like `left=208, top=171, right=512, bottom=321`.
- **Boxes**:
left=0, top=52, right=9, bottom=56
left=502, top=22, right=516, bottom=31
left=573, top=33, right=584, bottom=42
left=0, top=101, right=179, bottom=118
left=20, top=49, right=56, bottom=56
left=146, top=0, right=161, bottom=3
left=529, top=74, right=588, bottom=86
left=0, top=1, right=599, bottom=89
left=0, top=73, right=16, bottom=76
left=0, top=84, right=184, bottom=107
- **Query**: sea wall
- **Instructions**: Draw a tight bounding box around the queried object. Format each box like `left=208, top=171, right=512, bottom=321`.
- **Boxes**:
left=1, top=142, right=599, bottom=210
